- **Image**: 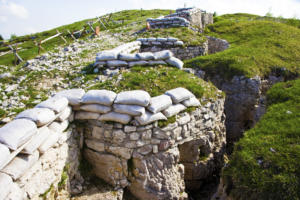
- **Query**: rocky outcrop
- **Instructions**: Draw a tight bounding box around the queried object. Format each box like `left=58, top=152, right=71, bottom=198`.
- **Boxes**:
left=196, top=71, right=284, bottom=148
left=207, top=36, right=230, bottom=54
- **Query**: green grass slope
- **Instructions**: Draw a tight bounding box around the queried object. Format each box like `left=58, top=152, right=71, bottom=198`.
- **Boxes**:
left=0, top=9, right=170, bottom=66
left=222, top=79, right=300, bottom=200
left=185, top=14, right=300, bottom=79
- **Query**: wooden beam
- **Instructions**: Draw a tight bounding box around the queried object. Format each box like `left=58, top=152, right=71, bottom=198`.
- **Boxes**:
left=67, top=30, right=76, bottom=40
left=98, top=18, right=107, bottom=30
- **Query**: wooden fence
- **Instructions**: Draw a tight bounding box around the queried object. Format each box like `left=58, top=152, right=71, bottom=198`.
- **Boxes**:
left=0, top=14, right=116, bottom=65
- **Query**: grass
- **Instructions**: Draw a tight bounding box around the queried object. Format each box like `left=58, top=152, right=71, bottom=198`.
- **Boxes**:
left=137, top=27, right=207, bottom=46
left=222, top=79, right=300, bottom=200
left=89, top=66, right=222, bottom=100
left=185, top=14, right=300, bottom=79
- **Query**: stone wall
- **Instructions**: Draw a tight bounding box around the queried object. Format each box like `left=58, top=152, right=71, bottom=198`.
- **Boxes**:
left=207, top=36, right=230, bottom=54
left=0, top=86, right=226, bottom=200
left=147, top=7, right=213, bottom=30
left=74, top=88, right=225, bottom=199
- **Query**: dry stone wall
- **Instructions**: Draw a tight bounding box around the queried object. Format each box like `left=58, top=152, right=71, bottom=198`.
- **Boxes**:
left=0, top=86, right=225, bottom=200
left=74, top=88, right=225, bottom=200
left=147, top=7, right=213, bottom=29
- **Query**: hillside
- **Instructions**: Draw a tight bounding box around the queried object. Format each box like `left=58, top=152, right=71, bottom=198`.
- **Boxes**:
left=222, top=79, right=300, bottom=200
left=185, top=13, right=300, bottom=79
left=0, top=8, right=299, bottom=200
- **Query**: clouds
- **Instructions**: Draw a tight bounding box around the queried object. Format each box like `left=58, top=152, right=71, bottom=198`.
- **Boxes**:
left=0, top=1, right=29, bottom=22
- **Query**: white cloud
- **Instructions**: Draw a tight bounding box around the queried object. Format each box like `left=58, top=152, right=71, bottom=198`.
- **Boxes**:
left=0, top=1, right=29, bottom=21
left=0, top=15, right=7, bottom=22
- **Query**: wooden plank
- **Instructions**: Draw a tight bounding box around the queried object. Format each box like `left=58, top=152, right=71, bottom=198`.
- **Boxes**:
left=0, top=50, right=12, bottom=57
left=41, top=32, right=62, bottom=44
left=87, top=22, right=95, bottom=33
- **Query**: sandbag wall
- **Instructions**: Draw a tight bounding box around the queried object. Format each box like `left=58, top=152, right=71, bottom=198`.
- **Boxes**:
left=146, top=17, right=190, bottom=29
left=147, top=7, right=213, bottom=30
left=138, top=37, right=208, bottom=60
left=75, top=88, right=226, bottom=200
left=0, top=92, right=81, bottom=199
left=94, top=41, right=184, bottom=69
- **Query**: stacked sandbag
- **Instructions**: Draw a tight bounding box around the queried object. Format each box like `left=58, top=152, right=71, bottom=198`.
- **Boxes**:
left=100, top=90, right=150, bottom=124
left=137, top=37, right=184, bottom=47
left=94, top=42, right=184, bottom=69
left=76, top=90, right=116, bottom=120
left=146, top=17, right=190, bottom=29
left=0, top=93, right=74, bottom=197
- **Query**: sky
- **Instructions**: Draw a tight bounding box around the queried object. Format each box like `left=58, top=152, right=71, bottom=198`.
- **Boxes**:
left=1, top=0, right=300, bottom=39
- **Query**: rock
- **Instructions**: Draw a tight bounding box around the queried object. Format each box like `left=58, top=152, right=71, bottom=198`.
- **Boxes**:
left=0, top=72, right=12, bottom=79
left=84, top=149, right=128, bottom=188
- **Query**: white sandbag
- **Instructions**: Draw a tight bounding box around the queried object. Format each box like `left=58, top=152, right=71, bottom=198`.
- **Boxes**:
left=147, top=94, right=172, bottom=113
left=16, top=108, right=56, bottom=126
left=99, top=112, right=132, bottom=124
left=0, top=144, right=10, bottom=169
left=119, top=53, right=140, bottom=61
left=0, top=173, right=13, bottom=200
left=113, top=104, right=145, bottom=116
left=96, top=50, right=118, bottom=61
left=75, top=111, right=100, bottom=120
left=57, top=106, right=72, bottom=122
left=162, top=104, right=186, bottom=117
left=80, top=104, right=111, bottom=114
left=106, top=60, right=128, bottom=67
left=148, top=60, right=167, bottom=66
left=82, top=90, right=116, bottom=106
left=35, top=96, right=68, bottom=113
left=165, top=87, right=195, bottom=104
left=137, top=52, right=155, bottom=60
left=114, top=90, right=151, bottom=106
left=135, top=111, right=167, bottom=125
left=38, top=131, right=60, bottom=154
left=22, top=127, right=50, bottom=155
left=48, top=120, right=69, bottom=133
left=0, top=119, right=37, bottom=150
left=128, top=61, right=148, bottom=67
left=54, top=89, right=85, bottom=106
left=166, top=57, right=184, bottom=69
left=153, top=50, right=173, bottom=60
left=182, top=97, right=201, bottom=107
left=2, top=151, right=39, bottom=180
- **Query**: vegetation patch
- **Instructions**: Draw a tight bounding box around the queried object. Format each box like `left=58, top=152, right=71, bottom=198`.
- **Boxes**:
left=89, top=66, right=221, bottom=100
left=222, top=79, right=300, bottom=200
left=185, top=14, right=300, bottom=79
left=137, top=27, right=207, bottom=46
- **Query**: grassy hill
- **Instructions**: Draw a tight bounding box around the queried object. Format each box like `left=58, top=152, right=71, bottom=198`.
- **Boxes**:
left=185, top=13, right=300, bottom=79
left=222, top=79, right=300, bottom=200
left=0, top=9, right=170, bottom=66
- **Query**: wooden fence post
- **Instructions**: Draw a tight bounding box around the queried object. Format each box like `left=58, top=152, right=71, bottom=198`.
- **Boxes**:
left=67, top=30, right=76, bottom=40
left=8, top=44, right=23, bottom=65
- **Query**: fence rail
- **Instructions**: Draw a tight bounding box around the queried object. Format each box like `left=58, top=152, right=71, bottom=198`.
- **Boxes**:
left=0, top=13, right=115, bottom=65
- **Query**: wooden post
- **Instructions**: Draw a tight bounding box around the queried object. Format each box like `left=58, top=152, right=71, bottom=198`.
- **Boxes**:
left=146, top=22, right=151, bottom=30
left=67, top=30, right=76, bottom=40
left=87, top=22, right=95, bottom=33
left=98, top=18, right=107, bottom=30
left=107, top=13, right=113, bottom=23
left=8, top=44, right=23, bottom=65
left=95, top=26, right=100, bottom=36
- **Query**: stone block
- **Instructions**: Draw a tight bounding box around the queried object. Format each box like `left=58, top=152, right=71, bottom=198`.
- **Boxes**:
left=130, top=132, right=140, bottom=140
left=124, top=126, right=136, bottom=133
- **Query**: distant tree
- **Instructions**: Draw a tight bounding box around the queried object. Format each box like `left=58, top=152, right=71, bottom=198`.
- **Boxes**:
left=213, top=12, right=217, bottom=17
left=0, top=34, right=3, bottom=41
left=266, top=7, right=273, bottom=17
left=10, top=33, right=17, bottom=41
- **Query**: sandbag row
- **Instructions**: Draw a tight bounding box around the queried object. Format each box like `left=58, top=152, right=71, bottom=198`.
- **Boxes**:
left=137, top=37, right=184, bottom=47
left=72, top=87, right=200, bottom=126
left=95, top=49, right=184, bottom=69
left=146, top=16, right=190, bottom=29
